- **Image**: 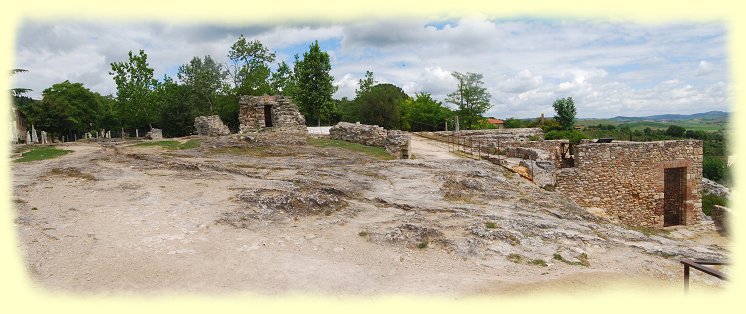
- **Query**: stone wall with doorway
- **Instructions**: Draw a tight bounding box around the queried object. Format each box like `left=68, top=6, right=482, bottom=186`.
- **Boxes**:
left=555, top=140, right=703, bottom=228
left=238, top=95, right=306, bottom=133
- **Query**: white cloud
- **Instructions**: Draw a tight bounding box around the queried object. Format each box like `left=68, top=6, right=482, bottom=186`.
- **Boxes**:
left=13, top=18, right=729, bottom=119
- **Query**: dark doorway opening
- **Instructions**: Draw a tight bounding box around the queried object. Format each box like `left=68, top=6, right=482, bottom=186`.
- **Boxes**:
left=664, top=167, right=686, bottom=226
left=264, top=105, right=273, bottom=127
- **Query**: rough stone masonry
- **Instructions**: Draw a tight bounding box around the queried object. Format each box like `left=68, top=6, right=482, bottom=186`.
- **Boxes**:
left=329, top=122, right=411, bottom=159
left=194, top=115, right=231, bottom=136
left=555, top=140, right=703, bottom=228
left=238, top=95, right=306, bottom=133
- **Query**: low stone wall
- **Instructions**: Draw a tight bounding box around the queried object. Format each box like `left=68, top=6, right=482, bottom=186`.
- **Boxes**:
left=194, top=115, right=231, bottom=136
left=329, top=122, right=410, bottom=159
left=330, top=122, right=387, bottom=146
left=555, top=140, right=703, bottom=228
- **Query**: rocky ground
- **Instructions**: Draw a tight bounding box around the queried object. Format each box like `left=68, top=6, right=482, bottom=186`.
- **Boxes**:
left=11, top=134, right=728, bottom=295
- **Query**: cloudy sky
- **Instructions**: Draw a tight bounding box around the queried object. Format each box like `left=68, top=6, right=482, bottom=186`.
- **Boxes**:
left=12, top=17, right=729, bottom=119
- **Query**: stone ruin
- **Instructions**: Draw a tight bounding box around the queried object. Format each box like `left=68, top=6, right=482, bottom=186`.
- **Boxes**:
left=238, top=95, right=306, bottom=133
left=329, top=122, right=411, bottom=159
left=194, top=115, right=231, bottom=136
left=555, top=140, right=703, bottom=228
left=145, top=128, right=163, bottom=140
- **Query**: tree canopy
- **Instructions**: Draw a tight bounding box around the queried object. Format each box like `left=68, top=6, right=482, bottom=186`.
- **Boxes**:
left=109, top=49, right=159, bottom=129
left=445, top=72, right=492, bottom=130
left=400, top=92, right=452, bottom=131
left=552, top=97, right=577, bottom=130
left=356, top=83, right=409, bottom=130
left=292, top=41, right=337, bottom=126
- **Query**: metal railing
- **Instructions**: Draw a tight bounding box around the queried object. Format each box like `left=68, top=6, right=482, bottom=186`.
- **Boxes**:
left=680, top=258, right=727, bottom=292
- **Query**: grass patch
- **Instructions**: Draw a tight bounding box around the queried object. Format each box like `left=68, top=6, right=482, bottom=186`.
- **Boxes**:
left=133, top=139, right=202, bottom=150
left=49, top=167, right=96, bottom=180
left=702, top=192, right=727, bottom=216
left=553, top=252, right=590, bottom=267
left=507, top=253, right=523, bottom=263
left=308, top=138, right=394, bottom=160
left=529, top=259, right=548, bottom=267
left=485, top=221, right=498, bottom=229
left=15, top=146, right=72, bottom=162
left=417, top=241, right=429, bottom=249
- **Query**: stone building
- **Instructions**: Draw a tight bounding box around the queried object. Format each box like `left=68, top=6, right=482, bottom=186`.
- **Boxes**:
left=555, top=140, right=703, bottom=228
left=238, top=95, right=306, bottom=133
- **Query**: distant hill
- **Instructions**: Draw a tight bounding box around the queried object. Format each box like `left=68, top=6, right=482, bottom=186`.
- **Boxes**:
left=609, top=111, right=728, bottom=121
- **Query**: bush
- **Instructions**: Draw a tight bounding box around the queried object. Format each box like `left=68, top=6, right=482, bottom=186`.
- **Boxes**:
left=665, top=125, right=686, bottom=137
left=703, top=156, right=726, bottom=182
left=702, top=192, right=727, bottom=216
left=544, top=130, right=588, bottom=144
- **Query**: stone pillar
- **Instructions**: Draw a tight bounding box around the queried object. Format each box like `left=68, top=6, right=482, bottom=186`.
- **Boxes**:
left=74, top=133, right=77, bottom=141
left=136, top=129, right=139, bottom=138
left=26, top=131, right=31, bottom=144
left=31, top=125, right=38, bottom=143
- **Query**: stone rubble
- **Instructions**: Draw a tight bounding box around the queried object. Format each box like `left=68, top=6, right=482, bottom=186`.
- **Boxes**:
left=145, top=128, right=163, bottom=140
left=194, top=115, right=231, bottom=136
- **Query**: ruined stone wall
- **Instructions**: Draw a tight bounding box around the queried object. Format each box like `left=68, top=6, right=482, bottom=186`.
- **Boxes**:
left=329, top=122, right=387, bottom=146
left=194, top=115, right=231, bottom=136
left=329, top=122, right=410, bottom=159
left=385, top=130, right=411, bottom=159
left=238, top=95, right=306, bottom=133
left=422, top=128, right=543, bottom=144
left=555, top=140, right=703, bottom=228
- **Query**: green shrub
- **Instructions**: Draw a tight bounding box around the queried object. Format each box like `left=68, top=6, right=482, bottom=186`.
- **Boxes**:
left=703, top=156, right=727, bottom=182
left=544, top=130, right=588, bottom=144
left=702, top=192, right=727, bottom=216
left=485, top=221, right=497, bottom=229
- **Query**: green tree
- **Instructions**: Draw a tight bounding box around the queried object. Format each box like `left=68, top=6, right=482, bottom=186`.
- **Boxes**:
left=10, top=68, right=32, bottom=97
left=503, top=117, right=526, bottom=128
left=357, top=83, right=409, bottom=130
left=552, top=97, right=576, bottom=130
left=665, top=125, right=686, bottom=137
left=400, top=92, right=453, bottom=131
left=228, top=35, right=275, bottom=96
left=445, top=72, right=492, bottom=129
left=270, top=61, right=294, bottom=96
left=177, top=55, right=226, bottom=115
left=155, top=76, right=192, bottom=137
left=337, top=97, right=360, bottom=123
left=109, top=49, right=159, bottom=129
left=35, top=81, right=102, bottom=137
left=293, top=40, right=337, bottom=126
left=356, top=70, right=376, bottom=98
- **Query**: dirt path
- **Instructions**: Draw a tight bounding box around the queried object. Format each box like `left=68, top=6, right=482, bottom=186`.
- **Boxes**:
left=409, top=135, right=460, bottom=160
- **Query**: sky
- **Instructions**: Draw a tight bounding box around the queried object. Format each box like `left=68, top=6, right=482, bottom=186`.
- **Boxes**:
left=11, top=17, right=729, bottom=119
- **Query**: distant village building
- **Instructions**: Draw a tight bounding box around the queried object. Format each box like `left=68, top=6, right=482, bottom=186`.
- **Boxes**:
left=486, top=118, right=504, bottom=129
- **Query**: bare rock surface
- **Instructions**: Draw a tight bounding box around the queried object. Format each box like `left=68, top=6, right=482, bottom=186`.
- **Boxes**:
left=11, top=135, right=728, bottom=295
